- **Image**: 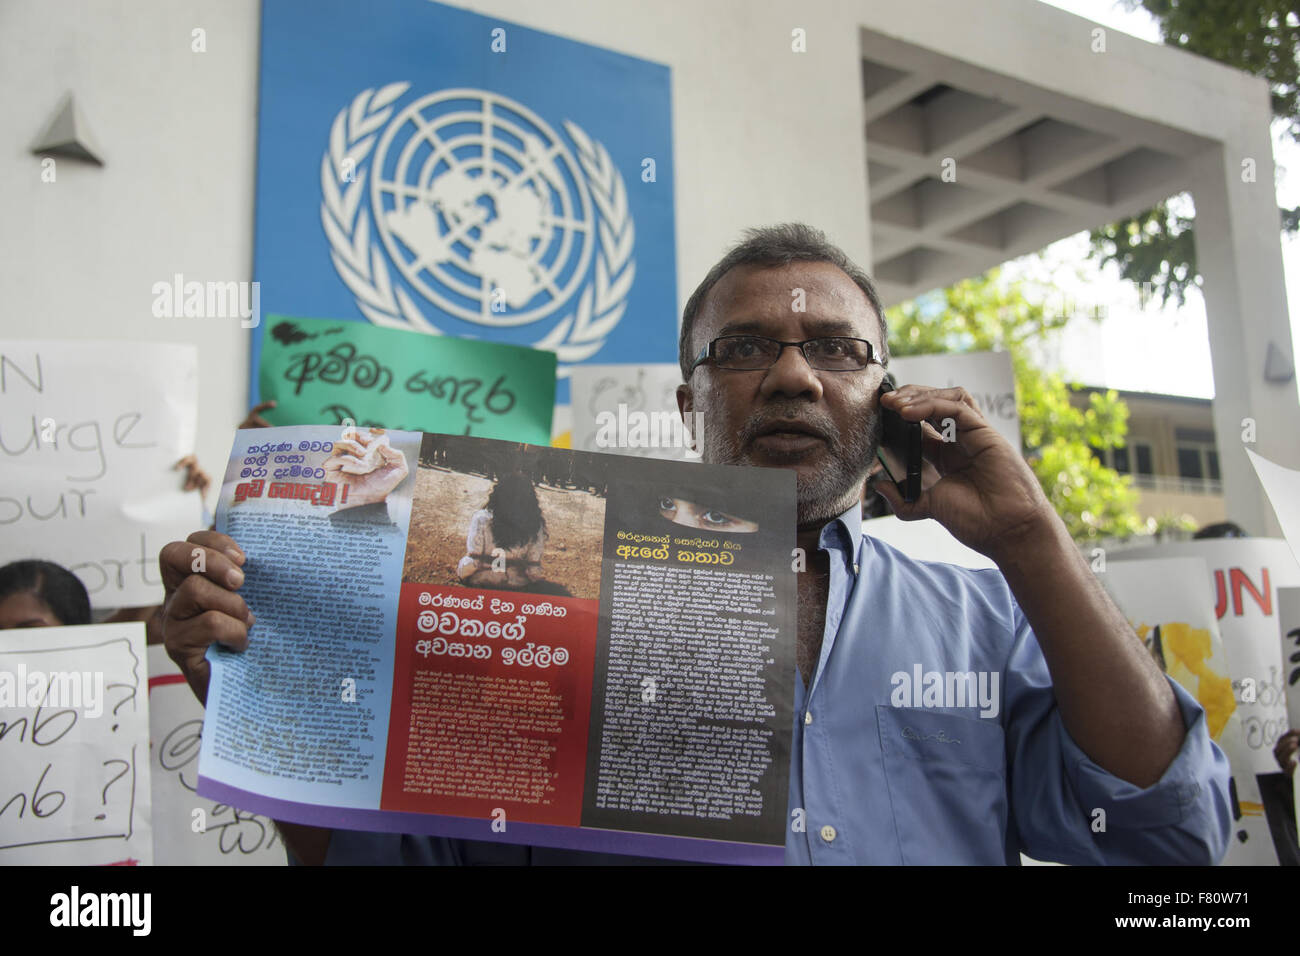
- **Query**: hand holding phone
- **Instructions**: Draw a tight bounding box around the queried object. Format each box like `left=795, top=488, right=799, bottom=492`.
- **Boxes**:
left=876, top=374, right=923, bottom=503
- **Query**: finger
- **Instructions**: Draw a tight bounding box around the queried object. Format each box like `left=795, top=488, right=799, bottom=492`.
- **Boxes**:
left=888, top=384, right=980, bottom=412
left=187, top=529, right=246, bottom=565
left=871, top=472, right=930, bottom=522
left=330, top=438, right=369, bottom=458
left=239, top=401, right=277, bottom=429
left=377, top=444, right=407, bottom=469
left=165, top=573, right=253, bottom=629
left=882, top=387, right=988, bottom=431
left=164, top=607, right=253, bottom=706
left=159, top=534, right=246, bottom=593
left=324, top=454, right=368, bottom=474
left=900, top=396, right=988, bottom=434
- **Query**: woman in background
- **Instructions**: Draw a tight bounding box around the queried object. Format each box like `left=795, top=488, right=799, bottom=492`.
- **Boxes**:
left=457, top=472, right=559, bottom=592
left=0, top=560, right=92, bottom=629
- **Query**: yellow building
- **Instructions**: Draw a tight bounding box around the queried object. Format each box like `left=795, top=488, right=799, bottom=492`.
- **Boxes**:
left=1071, top=387, right=1227, bottom=529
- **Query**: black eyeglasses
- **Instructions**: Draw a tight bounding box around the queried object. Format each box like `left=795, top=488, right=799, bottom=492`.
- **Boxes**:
left=690, top=334, right=882, bottom=374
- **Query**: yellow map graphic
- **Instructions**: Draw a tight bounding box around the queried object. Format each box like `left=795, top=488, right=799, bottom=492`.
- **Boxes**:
left=1136, top=621, right=1236, bottom=742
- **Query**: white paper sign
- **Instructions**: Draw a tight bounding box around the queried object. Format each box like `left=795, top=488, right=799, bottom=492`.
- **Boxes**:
left=0, top=622, right=153, bottom=864
left=1100, top=557, right=1276, bottom=865
left=0, top=341, right=201, bottom=607
left=889, top=350, right=1021, bottom=451
left=570, top=364, right=697, bottom=462
left=146, top=646, right=286, bottom=865
left=1115, top=539, right=1300, bottom=778
left=1247, top=449, right=1300, bottom=569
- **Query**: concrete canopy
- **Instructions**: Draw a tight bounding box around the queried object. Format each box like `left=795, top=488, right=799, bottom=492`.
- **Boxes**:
left=857, top=0, right=1299, bottom=535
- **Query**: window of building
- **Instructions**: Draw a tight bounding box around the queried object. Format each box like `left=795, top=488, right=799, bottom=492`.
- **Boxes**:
left=1176, top=443, right=1220, bottom=484
left=1177, top=446, right=1203, bottom=480
left=1134, top=444, right=1153, bottom=476
left=1097, top=440, right=1153, bottom=477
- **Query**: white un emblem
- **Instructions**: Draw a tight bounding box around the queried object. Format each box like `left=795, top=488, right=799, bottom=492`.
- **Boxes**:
left=320, top=82, right=635, bottom=370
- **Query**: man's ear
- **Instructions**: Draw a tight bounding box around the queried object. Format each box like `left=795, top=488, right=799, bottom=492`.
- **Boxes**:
left=676, top=383, right=694, bottom=419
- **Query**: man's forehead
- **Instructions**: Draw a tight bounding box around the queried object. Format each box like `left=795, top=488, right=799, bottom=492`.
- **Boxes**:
left=701, top=261, right=878, bottom=338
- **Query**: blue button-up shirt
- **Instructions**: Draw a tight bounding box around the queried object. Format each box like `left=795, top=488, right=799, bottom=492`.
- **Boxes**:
left=317, top=505, right=1232, bottom=865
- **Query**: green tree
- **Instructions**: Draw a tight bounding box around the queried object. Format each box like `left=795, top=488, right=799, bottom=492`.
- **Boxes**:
left=886, top=269, right=1146, bottom=542
left=1090, top=1, right=1300, bottom=304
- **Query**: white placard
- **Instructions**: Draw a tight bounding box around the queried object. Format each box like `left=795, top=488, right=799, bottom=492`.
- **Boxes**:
left=0, top=341, right=201, bottom=607
left=0, top=622, right=153, bottom=864
left=1247, top=449, right=1300, bottom=569
left=889, top=350, right=1021, bottom=451
left=570, top=364, right=696, bottom=461
left=146, top=646, right=286, bottom=865
left=1100, top=557, right=1276, bottom=865
left=1115, top=539, right=1300, bottom=778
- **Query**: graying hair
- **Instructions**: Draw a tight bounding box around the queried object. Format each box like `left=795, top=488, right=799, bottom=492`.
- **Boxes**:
left=678, top=222, right=889, bottom=379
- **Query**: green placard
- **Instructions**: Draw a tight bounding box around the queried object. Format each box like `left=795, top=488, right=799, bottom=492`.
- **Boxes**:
left=258, top=315, right=556, bottom=443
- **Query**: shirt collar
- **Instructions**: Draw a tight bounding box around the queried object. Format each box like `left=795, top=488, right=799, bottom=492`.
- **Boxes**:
left=816, top=502, right=864, bottom=565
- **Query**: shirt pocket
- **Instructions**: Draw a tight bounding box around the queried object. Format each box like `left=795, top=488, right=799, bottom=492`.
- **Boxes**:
left=876, top=705, right=1009, bottom=864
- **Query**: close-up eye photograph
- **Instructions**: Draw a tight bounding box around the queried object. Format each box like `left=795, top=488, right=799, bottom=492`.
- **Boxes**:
left=2, top=0, right=1297, bottom=939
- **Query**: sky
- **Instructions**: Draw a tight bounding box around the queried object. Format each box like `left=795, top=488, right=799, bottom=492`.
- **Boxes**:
left=996, top=0, right=1300, bottom=400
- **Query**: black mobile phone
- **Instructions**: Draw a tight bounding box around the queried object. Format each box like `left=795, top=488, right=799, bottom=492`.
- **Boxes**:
left=877, top=374, right=922, bottom=503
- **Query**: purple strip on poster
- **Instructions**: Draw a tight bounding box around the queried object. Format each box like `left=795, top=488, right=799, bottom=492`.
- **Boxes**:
left=199, top=776, right=782, bottom=866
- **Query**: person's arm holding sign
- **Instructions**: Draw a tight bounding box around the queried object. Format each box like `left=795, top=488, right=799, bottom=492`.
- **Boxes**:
left=158, top=531, right=335, bottom=865
left=874, top=383, right=1231, bottom=863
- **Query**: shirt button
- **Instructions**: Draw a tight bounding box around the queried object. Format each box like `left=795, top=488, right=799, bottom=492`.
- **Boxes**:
left=820, top=825, right=837, bottom=843
left=853, top=563, right=860, bottom=574
left=804, top=711, right=813, bottom=726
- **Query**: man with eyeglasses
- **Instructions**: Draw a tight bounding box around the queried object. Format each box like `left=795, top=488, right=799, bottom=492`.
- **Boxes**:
left=669, top=223, right=1231, bottom=865
left=158, top=223, right=1231, bottom=865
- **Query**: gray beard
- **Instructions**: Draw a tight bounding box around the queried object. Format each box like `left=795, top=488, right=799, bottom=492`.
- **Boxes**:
left=704, top=402, right=881, bottom=528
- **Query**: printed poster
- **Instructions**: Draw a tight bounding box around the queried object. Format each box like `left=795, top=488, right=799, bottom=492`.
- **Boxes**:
left=197, top=426, right=796, bottom=863
left=251, top=0, right=678, bottom=406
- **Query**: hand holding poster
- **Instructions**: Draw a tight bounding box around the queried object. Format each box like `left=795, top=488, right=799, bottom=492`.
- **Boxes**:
left=0, top=622, right=152, bottom=865
left=257, top=316, right=557, bottom=444
left=0, top=341, right=201, bottom=607
left=197, top=426, right=795, bottom=863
